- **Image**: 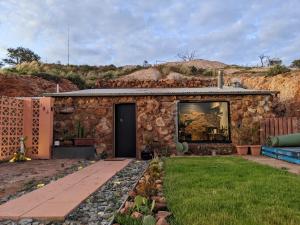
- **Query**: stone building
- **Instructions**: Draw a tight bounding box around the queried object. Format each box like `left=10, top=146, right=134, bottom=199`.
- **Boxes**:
left=45, top=84, right=278, bottom=159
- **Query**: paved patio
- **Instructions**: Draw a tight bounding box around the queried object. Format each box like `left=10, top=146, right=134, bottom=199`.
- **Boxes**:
left=243, top=155, right=300, bottom=175
left=0, top=159, right=131, bottom=221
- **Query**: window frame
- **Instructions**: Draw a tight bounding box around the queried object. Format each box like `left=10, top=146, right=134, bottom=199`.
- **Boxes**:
left=177, top=100, right=232, bottom=143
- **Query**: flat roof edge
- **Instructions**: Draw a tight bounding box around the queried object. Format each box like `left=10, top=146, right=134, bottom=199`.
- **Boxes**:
left=44, top=91, right=278, bottom=97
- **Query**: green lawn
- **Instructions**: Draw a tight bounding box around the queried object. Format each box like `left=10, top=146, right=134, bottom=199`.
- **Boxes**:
left=164, top=157, right=300, bottom=225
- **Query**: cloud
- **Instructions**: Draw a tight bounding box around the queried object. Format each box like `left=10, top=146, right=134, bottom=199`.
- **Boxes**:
left=0, top=0, right=300, bottom=66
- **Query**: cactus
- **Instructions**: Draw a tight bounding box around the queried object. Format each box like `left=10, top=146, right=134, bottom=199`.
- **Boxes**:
left=75, top=121, right=85, bottom=138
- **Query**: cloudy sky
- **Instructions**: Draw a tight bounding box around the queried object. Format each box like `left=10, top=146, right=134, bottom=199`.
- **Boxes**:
left=0, top=0, right=300, bottom=66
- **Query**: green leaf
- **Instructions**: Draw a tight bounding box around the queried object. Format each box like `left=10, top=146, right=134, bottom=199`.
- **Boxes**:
left=150, top=200, right=155, bottom=212
left=134, top=195, right=146, bottom=211
left=142, top=215, right=156, bottom=225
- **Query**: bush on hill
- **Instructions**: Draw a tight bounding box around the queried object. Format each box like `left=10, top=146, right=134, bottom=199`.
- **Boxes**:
left=291, top=59, right=300, bottom=68
left=66, top=74, right=88, bottom=89
left=267, top=65, right=290, bottom=76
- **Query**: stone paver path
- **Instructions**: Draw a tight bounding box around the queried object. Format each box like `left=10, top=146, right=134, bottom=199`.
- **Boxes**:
left=0, top=159, right=131, bottom=221
left=243, top=155, right=300, bottom=174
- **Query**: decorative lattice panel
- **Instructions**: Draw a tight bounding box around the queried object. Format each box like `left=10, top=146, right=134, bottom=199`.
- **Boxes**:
left=31, top=99, right=40, bottom=155
left=0, top=96, right=24, bottom=160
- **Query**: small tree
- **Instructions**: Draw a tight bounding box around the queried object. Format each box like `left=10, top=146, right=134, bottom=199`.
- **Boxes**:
left=2, top=47, right=41, bottom=65
left=177, top=50, right=196, bottom=61
left=259, top=54, right=266, bottom=67
left=291, top=59, right=300, bottom=68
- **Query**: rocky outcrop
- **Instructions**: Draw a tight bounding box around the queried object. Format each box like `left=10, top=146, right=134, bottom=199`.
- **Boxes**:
left=97, top=78, right=215, bottom=88
left=225, top=72, right=300, bottom=117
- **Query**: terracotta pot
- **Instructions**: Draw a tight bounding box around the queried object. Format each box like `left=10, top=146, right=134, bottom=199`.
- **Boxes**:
left=73, top=138, right=95, bottom=146
left=250, top=145, right=261, bottom=156
left=236, top=145, right=249, bottom=155
left=62, top=140, right=73, bottom=146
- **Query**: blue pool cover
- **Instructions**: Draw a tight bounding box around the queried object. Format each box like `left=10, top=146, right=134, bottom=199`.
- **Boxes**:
left=262, top=146, right=300, bottom=164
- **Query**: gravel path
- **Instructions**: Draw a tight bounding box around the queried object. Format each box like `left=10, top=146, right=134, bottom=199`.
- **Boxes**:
left=0, top=160, right=148, bottom=225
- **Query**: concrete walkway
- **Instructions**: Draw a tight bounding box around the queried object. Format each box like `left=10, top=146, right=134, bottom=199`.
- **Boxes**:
left=0, top=159, right=131, bottom=221
left=243, top=155, right=300, bottom=175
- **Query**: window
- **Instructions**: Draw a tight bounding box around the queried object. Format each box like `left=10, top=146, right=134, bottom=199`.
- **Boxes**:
left=178, top=101, right=230, bottom=143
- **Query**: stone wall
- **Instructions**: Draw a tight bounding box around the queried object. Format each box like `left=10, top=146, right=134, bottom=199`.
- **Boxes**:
left=53, top=94, right=276, bottom=158
left=96, top=78, right=216, bottom=88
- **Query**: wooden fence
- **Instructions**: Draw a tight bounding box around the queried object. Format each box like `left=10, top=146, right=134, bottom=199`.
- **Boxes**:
left=260, top=117, right=299, bottom=144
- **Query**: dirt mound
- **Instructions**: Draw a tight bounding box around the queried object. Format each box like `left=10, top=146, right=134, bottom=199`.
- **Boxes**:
left=118, top=68, right=162, bottom=81
left=117, top=59, right=226, bottom=81
left=165, top=72, right=191, bottom=80
left=0, top=74, right=78, bottom=97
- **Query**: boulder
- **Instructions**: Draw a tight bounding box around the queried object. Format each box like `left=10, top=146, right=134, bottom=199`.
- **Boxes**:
left=59, top=107, right=75, bottom=114
left=158, top=196, right=166, bottom=204
left=158, top=128, right=168, bottom=135
left=154, top=202, right=167, bottom=211
left=155, top=117, right=165, bottom=127
left=155, top=180, right=163, bottom=184
left=131, top=211, right=143, bottom=219
left=156, top=211, right=172, bottom=220
left=156, top=218, right=169, bottom=225
left=146, top=124, right=153, bottom=131
left=125, top=201, right=134, bottom=209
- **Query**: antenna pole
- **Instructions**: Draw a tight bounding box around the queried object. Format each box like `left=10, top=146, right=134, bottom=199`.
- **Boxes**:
left=67, top=25, right=70, bottom=66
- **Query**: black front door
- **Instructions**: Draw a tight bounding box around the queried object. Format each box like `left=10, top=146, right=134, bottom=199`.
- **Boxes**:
left=115, top=104, right=136, bottom=157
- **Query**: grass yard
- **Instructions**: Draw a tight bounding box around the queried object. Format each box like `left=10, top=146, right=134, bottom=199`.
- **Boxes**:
left=164, top=157, right=300, bottom=225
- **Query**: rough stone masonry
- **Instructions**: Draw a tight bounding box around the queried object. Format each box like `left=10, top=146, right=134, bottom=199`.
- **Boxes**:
left=53, top=93, right=277, bottom=158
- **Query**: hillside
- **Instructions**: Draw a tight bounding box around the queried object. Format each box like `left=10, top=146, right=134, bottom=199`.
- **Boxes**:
left=1, top=60, right=300, bottom=118
left=0, top=73, right=78, bottom=97
left=224, top=72, right=300, bottom=117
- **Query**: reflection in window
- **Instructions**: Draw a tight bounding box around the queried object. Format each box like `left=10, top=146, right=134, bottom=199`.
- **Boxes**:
left=178, top=102, right=230, bottom=143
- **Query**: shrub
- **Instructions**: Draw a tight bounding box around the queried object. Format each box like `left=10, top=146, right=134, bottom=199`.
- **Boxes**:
left=33, top=73, right=61, bottom=83
left=66, top=74, right=87, bottom=89
left=15, top=61, right=42, bottom=74
left=202, top=69, right=215, bottom=76
left=267, top=65, right=291, bottom=76
left=100, top=71, right=117, bottom=80
left=291, top=59, right=300, bottom=68
left=190, top=66, right=206, bottom=75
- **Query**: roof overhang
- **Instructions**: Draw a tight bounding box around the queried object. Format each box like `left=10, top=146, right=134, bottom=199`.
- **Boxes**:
left=44, top=87, right=279, bottom=97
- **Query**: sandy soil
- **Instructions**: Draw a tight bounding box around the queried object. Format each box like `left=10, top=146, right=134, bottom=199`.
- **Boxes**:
left=0, top=159, right=80, bottom=199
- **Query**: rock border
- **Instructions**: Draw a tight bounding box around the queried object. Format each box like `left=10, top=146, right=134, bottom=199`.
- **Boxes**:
left=112, top=158, right=172, bottom=225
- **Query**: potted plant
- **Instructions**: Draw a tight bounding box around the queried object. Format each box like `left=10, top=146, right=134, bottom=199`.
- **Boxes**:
left=235, top=125, right=251, bottom=155
left=61, top=129, right=75, bottom=146
left=250, top=122, right=261, bottom=156
left=73, top=121, right=95, bottom=146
